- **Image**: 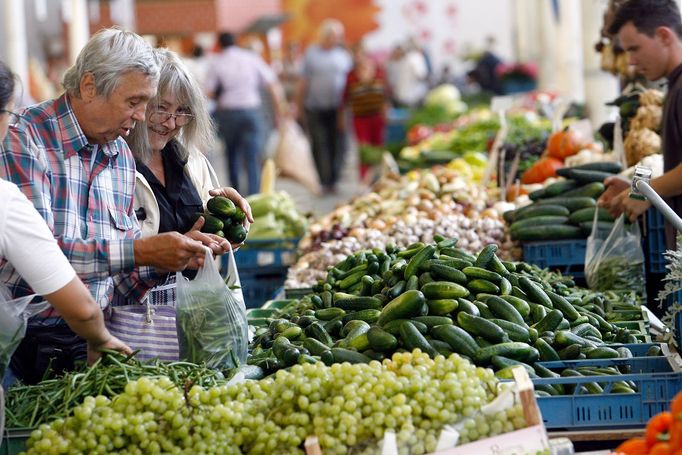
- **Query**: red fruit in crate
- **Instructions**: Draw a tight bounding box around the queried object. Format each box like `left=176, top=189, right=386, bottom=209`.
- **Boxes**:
left=406, top=124, right=432, bottom=145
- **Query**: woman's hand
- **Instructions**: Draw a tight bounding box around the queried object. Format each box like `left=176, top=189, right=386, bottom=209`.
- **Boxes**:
left=87, top=335, right=133, bottom=365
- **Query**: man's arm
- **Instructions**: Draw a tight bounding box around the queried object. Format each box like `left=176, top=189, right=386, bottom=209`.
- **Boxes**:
left=650, top=163, right=682, bottom=197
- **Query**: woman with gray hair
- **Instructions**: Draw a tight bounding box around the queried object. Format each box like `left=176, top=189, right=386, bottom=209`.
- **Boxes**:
left=124, top=48, right=252, bottom=313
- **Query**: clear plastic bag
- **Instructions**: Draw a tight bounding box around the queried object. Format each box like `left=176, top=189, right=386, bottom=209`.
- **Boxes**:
left=175, top=246, right=248, bottom=369
left=585, top=212, right=645, bottom=294
left=0, top=285, right=45, bottom=381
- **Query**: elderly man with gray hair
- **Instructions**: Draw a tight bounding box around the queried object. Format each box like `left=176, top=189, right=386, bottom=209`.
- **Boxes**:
left=0, top=28, right=207, bottom=384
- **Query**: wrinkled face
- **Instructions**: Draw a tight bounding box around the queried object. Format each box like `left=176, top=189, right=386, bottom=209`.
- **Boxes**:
left=82, top=71, right=157, bottom=145
left=0, top=95, right=15, bottom=142
left=619, top=21, right=669, bottom=81
left=147, top=93, right=193, bottom=153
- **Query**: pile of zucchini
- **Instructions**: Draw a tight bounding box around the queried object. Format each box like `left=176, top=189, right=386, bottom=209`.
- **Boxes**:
left=248, top=238, right=653, bottom=396
left=504, top=162, right=622, bottom=242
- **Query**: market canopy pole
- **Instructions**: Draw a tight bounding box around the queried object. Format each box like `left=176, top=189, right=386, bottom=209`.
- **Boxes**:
left=67, top=0, right=90, bottom=65
left=3, top=0, right=29, bottom=93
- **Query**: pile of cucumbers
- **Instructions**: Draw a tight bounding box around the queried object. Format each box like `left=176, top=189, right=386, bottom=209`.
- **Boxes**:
left=504, top=161, right=623, bottom=242
left=248, top=238, right=653, bottom=396
left=193, top=196, right=248, bottom=244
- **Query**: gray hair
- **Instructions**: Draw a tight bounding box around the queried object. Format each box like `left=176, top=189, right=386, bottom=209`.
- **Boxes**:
left=318, top=18, right=344, bottom=42
left=62, top=28, right=160, bottom=98
left=127, top=48, right=215, bottom=165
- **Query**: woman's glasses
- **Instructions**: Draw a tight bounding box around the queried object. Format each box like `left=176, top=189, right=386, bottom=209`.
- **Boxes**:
left=149, top=110, right=195, bottom=126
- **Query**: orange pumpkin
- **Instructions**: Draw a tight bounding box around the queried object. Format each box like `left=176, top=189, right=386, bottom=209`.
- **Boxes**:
left=547, top=127, right=583, bottom=160
left=520, top=157, right=564, bottom=184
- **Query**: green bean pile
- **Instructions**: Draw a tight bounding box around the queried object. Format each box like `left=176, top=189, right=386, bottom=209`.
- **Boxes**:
left=5, top=351, right=228, bottom=428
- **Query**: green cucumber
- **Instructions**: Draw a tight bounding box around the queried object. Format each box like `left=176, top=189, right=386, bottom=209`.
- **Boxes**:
left=457, top=312, right=507, bottom=343
left=305, top=322, right=334, bottom=346
left=534, top=338, right=560, bottom=361
left=472, top=301, right=495, bottom=319
left=404, top=245, right=437, bottom=280
left=475, top=342, right=539, bottom=364
left=422, top=281, right=470, bottom=299
left=426, top=299, right=459, bottom=315
left=579, top=221, right=615, bottom=235
left=491, top=355, right=535, bottom=375
left=500, top=295, right=531, bottom=319
left=555, top=330, right=597, bottom=348
left=545, top=179, right=580, bottom=197
left=366, top=326, right=398, bottom=352
left=510, top=216, right=569, bottom=234
left=315, top=307, right=347, bottom=321
left=556, top=168, right=614, bottom=184
left=327, top=348, right=372, bottom=365
left=568, top=207, right=615, bottom=224
left=546, top=290, right=580, bottom=321
left=514, top=204, right=570, bottom=221
left=489, top=319, right=531, bottom=342
left=585, top=346, right=620, bottom=359
left=377, top=290, right=426, bottom=325
left=400, top=321, right=439, bottom=357
left=430, top=264, right=468, bottom=284
left=467, top=279, right=500, bottom=294
left=535, top=196, right=597, bottom=211
left=532, top=309, right=563, bottom=333
left=431, top=324, right=479, bottom=358
left=342, top=309, right=381, bottom=324
left=332, top=294, right=383, bottom=311
left=519, top=277, right=553, bottom=308
left=413, top=315, right=454, bottom=328
left=455, top=298, right=480, bottom=316
left=486, top=296, right=526, bottom=326
left=569, top=161, right=622, bottom=173
left=462, top=266, right=502, bottom=283
left=561, top=182, right=605, bottom=199
left=382, top=319, right=428, bottom=336
left=303, top=338, right=331, bottom=356
left=475, top=244, right=499, bottom=268
left=512, top=225, right=583, bottom=241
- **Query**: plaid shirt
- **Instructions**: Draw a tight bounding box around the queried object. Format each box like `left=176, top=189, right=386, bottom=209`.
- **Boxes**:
left=0, top=93, right=158, bottom=319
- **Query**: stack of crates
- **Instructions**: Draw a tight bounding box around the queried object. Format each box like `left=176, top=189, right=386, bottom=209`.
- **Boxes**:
left=384, top=108, right=410, bottom=145
left=223, top=238, right=299, bottom=309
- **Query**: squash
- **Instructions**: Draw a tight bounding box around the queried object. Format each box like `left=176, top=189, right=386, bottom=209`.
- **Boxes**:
left=520, top=157, right=564, bottom=184
left=547, top=128, right=583, bottom=160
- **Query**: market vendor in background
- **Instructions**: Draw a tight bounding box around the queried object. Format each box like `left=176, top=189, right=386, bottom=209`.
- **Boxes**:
left=0, top=28, right=209, bottom=385
left=125, top=48, right=253, bottom=305
left=0, top=61, right=132, bottom=387
left=599, top=0, right=682, bottom=249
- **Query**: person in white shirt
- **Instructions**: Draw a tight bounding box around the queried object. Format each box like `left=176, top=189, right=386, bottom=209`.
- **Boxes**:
left=0, top=61, right=131, bottom=385
left=205, top=32, right=286, bottom=195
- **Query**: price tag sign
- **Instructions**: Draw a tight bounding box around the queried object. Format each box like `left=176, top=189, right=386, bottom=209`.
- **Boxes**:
left=490, top=95, right=513, bottom=113
left=257, top=251, right=275, bottom=266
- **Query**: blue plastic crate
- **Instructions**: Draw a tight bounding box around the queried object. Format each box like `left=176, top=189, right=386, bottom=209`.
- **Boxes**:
left=522, top=239, right=586, bottom=278
left=239, top=268, right=288, bottom=309
left=645, top=208, right=667, bottom=274
left=384, top=108, right=410, bottom=145
left=230, top=238, right=299, bottom=271
left=533, top=351, right=682, bottom=430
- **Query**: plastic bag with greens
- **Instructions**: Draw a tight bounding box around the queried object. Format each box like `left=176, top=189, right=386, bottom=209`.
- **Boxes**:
left=0, top=285, right=45, bottom=382
left=176, top=246, right=248, bottom=369
left=585, top=212, right=645, bottom=295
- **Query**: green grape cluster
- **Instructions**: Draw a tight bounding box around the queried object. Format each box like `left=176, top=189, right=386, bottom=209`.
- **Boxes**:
left=25, top=350, right=527, bottom=455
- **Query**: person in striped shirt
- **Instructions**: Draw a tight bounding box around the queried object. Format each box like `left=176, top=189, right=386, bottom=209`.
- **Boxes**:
left=0, top=28, right=207, bottom=384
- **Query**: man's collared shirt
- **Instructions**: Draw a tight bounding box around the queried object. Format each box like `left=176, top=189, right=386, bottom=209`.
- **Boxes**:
left=0, top=93, right=157, bottom=317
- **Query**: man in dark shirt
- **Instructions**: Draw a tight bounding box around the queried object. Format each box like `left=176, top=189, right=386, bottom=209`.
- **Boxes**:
left=599, top=0, right=682, bottom=248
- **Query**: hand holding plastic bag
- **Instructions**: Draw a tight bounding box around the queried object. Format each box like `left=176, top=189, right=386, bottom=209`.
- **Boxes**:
left=585, top=212, right=645, bottom=294
left=175, top=245, right=248, bottom=369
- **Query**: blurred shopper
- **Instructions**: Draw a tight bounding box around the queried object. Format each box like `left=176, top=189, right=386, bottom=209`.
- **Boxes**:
left=390, top=38, right=429, bottom=108
left=598, top=0, right=682, bottom=250
left=295, top=19, right=353, bottom=194
left=0, top=60, right=130, bottom=387
left=205, top=32, right=286, bottom=195
left=281, top=41, right=304, bottom=102
left=0, top=29, right=206, bottom=384
left=469, top=36, right=504, bottom=95
left=340, top=45, right=389, bottom=180
left=126, top=49, right=252, bottom=304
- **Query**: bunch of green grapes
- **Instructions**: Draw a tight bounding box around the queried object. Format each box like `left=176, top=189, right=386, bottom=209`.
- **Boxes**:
left=25, top=350, right=526, bottom=455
